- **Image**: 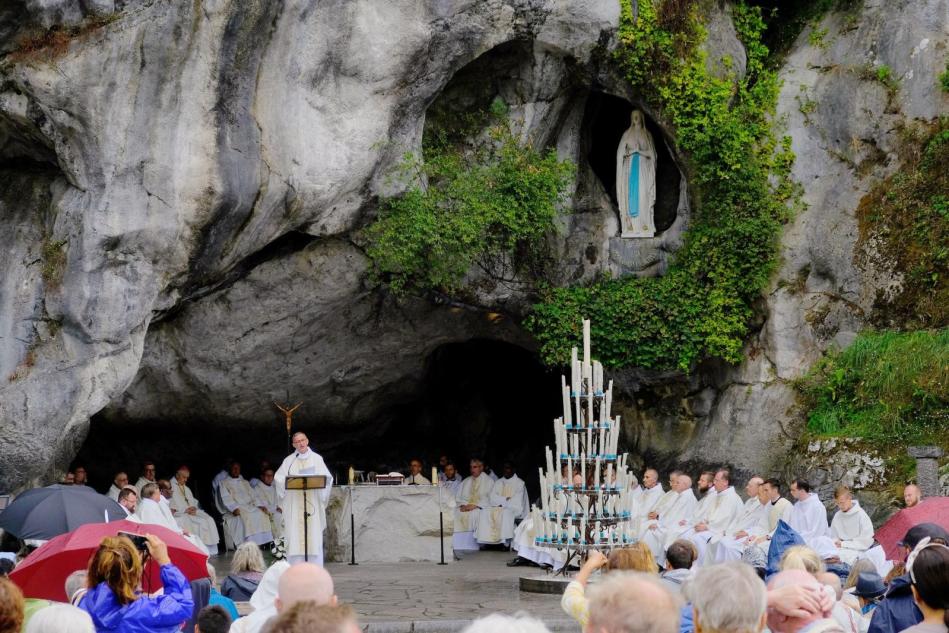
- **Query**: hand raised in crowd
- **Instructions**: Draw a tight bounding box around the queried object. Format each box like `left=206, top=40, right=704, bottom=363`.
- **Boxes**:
left=144, top=534, right=171, bottom=566
left=767, top=583, right=833, bottom=619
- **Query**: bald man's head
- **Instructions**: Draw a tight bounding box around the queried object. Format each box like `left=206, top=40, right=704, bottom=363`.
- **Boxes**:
left=276, top=563, right=337, bottom=613
left=674, top=474, right=693, bottom=492
left=903, top=484, right=922, bottom=508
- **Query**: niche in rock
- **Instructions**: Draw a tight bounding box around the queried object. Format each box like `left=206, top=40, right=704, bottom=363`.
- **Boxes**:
left=368, top=339, right=561, bottom=499
left=582, top=92, right=680, bottom=234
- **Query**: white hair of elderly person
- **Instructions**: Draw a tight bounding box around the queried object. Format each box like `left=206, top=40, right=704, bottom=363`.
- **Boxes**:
left=461, top=612, right=553, bottom=633
left=64, top=569, right=88, bottom=605
left=687, top=563, right=768, bottom=633
left=25, top=603, right=95, bottom=633
left=587, top=571, right=681, bottom=633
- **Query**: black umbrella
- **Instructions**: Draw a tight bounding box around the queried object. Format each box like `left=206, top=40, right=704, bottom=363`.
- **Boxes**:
left=0, top=485, right=126, bottom=540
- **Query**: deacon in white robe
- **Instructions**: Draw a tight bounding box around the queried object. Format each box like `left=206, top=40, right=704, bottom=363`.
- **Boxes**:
left=714, top=477, right=770, bottom=562
left=134, top=462, right=157, bottom=494
left=405, top=459, right=431, bottom=485
left=511, top=507, right=567, bottom=570
left=452, top=459, right=493, bottom=552
left=746, top=479, right=794, bottom=554
left=135, top=485, right=208, bottom=555
left=641, top=474, right=698, bottom=564
left=440, top=463, right=463, bottom=497
left=476, top=465, right=529, bottom=545
left=106, top=472, right=129, bottom=502
left=275, top=433, right=333, bottom=564
left=630, top=468, right=665, bottom=535
left=253, top=468, right=283, bottom=540
left=681, top=470, right=744, bottom=564
left=830, top=486, right=874, bottom=566
left=788, top=480, right=837, bottom=559
left=169, top=467, right=220, bottom=552
left=220, top=464, right=274, bottom=547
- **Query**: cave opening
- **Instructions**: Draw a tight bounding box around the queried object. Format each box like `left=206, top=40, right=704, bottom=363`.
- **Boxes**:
left=581, top=92, right=681, bottom=234
left=74, top=338, right=561, bottom=506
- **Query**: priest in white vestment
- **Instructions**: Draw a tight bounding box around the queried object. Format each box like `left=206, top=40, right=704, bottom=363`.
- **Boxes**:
left=787, top=479, right=837, bottom=559
left=830, top=486, right=875, bottom=566
left=169, top=466, right=220, bottom=553
left=746, top=478, right=794, bottom=554
left=220, top=463, right=274, bottom=548
left=117, top=487, right=140, bottom=521
left=452, top=459, right=493, bottom=553
left=440, top=463, right=463, bottom=497
left=134, top=462, right=157, bottom=493
left=405, top=459, right=431, bottom=485
left=629, top=468, right=664, bottom=535
left=136, top=483, right=209, bottom=555
left=713, top=476, right=770, bottom=562
left=106, top=472, right=129, bottom=501
left=476, top=464, right=529, bottom=545
left=275, top=432, right=333, bottom=565
left=641, top=474, right=698, bottom=564
left=681, top=469, right=743, bottom=564
left=254, top=468, right=283, bottom=540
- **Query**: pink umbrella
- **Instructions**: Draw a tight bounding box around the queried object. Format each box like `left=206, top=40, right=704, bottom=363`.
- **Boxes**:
left=9, top=519, right=208, bottom=601
left=874, top=498, right=949, bottom=560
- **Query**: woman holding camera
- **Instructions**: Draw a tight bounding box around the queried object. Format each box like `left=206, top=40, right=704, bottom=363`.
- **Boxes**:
left=79, top=534, right=194, bottom=632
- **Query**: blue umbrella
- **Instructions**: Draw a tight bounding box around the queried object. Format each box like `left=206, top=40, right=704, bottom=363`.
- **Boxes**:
left=0, top=485, right=126, bottom=540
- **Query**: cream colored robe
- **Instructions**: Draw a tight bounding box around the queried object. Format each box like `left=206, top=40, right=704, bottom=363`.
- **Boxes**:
left=830, top=501, right=874, bottom=565
left=253, top=482, right=283, bottom=539
left=274, top=449, right=332, bottom=562
left=170, top=480, right=220, bottom=549
left=641, top=489, right=698, bottom=562
left=475, top=475, right=528, bottom=544
left=712, top=497, right=770, bottom=562
left=453, top=474, right=492, bottom=533
left=220, top=476, right=273, bottom=547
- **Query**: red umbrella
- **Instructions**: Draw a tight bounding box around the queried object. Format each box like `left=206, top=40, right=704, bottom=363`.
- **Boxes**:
left=875, top=498, right=949, bottom=560
left=9, top=520, right=208, bottom=601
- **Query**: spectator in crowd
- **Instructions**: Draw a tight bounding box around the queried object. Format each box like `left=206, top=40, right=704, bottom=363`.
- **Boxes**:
left=817, top=572, right=859, bottom=633
left=901, top=538, right=949, bottom=633
left=266, top=602, right=361, bottom=633
left=64, top=570, right=88, bottom=605
left=0, top=561, right=12, bottom=578
left=194, top=605, right=231, bottom=633
left=79, top=534, right=193, bottom=632
left=0, top=577, right=24, bottom=633
left=661, top=540, right=697, bottom=594
left=205, top=563, right=238, bottom=621
left=228, top=560, right=288, bottom=633
left=869, top=523, right=949, bottom=633
left=222, top=542, right=266, bottom=600
left=461, top=612, right=551, bottom=633
left=230, top=562, right=335, bottom=633
left=691, top=562, right=768, bottom=633
left=850, top=572, right=886, bottom=631
left=767, top=570, right=843, bottom=633
left=781, top=546, right=826, bottom=575
left=23, top=603, right=94, bottom=633
left=561, top=544, right=659, bottom=627
left=73, top=467, right=89, bottom=487
left=586, top=571, right=680, bottom=633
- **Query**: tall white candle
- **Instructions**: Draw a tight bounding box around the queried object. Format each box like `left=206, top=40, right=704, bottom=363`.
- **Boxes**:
left=571, top=347, right=578, bottom=392
left=586, top=426, right=592, bottom=457
left=594, top=456, right=601, bottom=490
left=567, top=455, right=573, bottom=487
left=583, top=319, right=590, bottom=366
left=613, top=416, right=621, bottom=454
left=562, top=383, right=571, bottom=426
left=598, top=425, right=605, bottom=457
left=580, top=451, right=586, bottom=487
left=574, top=386, right=582, bottom=428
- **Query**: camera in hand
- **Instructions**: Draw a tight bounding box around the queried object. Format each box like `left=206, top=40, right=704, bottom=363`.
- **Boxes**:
left=118, top=531, right=148, bottom=552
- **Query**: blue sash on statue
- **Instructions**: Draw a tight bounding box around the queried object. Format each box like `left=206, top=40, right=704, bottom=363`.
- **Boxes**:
left=628, top=152, right=640, bottom=218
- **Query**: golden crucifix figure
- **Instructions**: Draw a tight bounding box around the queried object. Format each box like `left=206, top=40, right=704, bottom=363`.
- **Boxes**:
left=274, top=401, right=302, bottom=434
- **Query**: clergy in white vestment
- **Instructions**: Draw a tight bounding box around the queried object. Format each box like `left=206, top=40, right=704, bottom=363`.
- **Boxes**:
left=830, top=485, right=875, bottom=566
left=746, top=478, right=793, bottom=553
left=440, top=463, right=463, bottom=497
left=630, top=468, right=665, bottom=534
left=405, top=458, right=431, bottom=485
left=136, top=483, right=209, bottom=555
left=106, top=472, right=129, bottom=502
left=117, top=487, right=140, bottom=521
left=713, top=477, right=770, bottom=562
left=641, top=474, right=698, bottom=564
left=476, top=463, right=529, bottom=545
left=169, top=466, right=221, bottom=553
left=452, top=459, right=493, bottom=553
left=788, top=478, right=837, bottom=558
left=510, top=508, right=567, bottom=570
left=681, top=469, right=744, bottom=564
left=274, top=432, right=333, bottom=565
left=253, top=468, right=284, bottom=540
left=220, top=463, right=274, bottom=547
left=134, top=462, right=157, bottom=494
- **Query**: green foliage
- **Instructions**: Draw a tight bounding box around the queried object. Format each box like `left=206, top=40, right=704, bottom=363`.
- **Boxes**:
left=527, top=1, right=796, bottom=370
left=857, top=119, right=949, bottom=328
left=363, top=110, right=574, bottom=295
left=797, top=330, right=949, bottom=448
left=939, top=62, right=949, bottom=93
left=808, top=26, right=829, bottom=49
left=41, top=238, right=67, bottom=288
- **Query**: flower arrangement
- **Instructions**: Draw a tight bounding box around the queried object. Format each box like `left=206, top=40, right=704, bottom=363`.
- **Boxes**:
left=271, top=536, right=286, bottom=561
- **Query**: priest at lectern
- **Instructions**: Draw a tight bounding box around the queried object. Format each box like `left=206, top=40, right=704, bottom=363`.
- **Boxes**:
left=275, top=431, right=333, bottom=564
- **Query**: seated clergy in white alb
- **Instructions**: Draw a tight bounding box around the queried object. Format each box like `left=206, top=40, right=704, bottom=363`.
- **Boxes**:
left=641, top=473, right=698, bottom=565
left=136, top=482, right=209, bottom=555
left=253, top=467, right=283, bottom=539
left=788, top=478, right=836, bottom=558
left=630, top=468, right=665, bottom=535
left=452, top=459, right=493, bottom=553
left=134, top=462, right=157, bottom=493
left=440, top=462, right=463, bottom=497
left=476, top=462, right=529, bottom=546
left=169, top=466, right=220, bottom=553
left=405, top=458, right=431, bottom=485
left=829, top=485, right=874, bottom=566
left=681, top=469, right=743, bottom=564
left=107, top=472, right=129, bottom=501
left=638, top=470, right=682, bottom=538
left=219, top=461, right=274, bottom=546
left=713, top=476, right=769, bottom=562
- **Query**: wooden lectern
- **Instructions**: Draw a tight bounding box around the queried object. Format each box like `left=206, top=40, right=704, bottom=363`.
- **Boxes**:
left=285, top=475, right=328, bottom=562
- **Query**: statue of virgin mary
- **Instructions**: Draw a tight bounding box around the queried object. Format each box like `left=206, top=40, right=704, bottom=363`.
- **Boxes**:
left=616, top=110, right=657, bottom=238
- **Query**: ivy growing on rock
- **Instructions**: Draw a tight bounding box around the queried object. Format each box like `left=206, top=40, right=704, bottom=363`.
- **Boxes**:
left=526, top=0, right=797, bottom=370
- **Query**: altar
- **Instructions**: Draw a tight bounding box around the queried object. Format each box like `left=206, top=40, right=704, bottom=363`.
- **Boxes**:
left=324, top=485, right=454, bottom=563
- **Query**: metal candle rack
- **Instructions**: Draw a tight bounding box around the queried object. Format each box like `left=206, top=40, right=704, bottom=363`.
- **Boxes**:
left=532, top=319, right=638, bottom=576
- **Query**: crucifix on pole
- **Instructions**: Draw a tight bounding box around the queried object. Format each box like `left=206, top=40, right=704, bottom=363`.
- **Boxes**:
left=274, top=401, right=302, bottom=453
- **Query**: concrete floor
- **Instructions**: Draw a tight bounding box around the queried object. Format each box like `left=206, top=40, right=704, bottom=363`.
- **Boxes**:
left=212, top=550, right=577, bottom=632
